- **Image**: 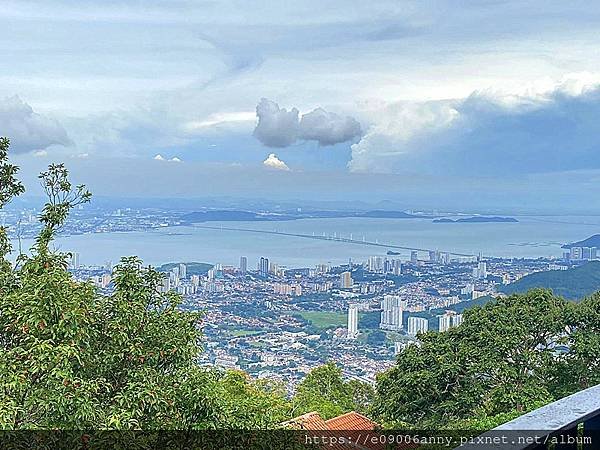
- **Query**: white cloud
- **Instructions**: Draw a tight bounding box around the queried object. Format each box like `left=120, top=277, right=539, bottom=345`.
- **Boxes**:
left=154, top=154, right=182, bottom=162
left=33, top=150, right=48, bottom=157
left=183, top=112, right=256, bottom=132
left=349, top=74, right=600, bottom=176
left=263, top=153, right=290, bottom=171
left=0, top=96, right=71, bottom=153
left=349, top=101, right=459, bottom=172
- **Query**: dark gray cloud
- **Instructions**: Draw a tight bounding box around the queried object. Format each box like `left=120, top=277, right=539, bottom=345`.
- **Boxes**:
left=0, top=96, right=71, bottom=153
left=299, top=108, right=361, bottom=146
left=253, top=98, right=361, bottom=148
left=253, top=98, right=299, bottom=148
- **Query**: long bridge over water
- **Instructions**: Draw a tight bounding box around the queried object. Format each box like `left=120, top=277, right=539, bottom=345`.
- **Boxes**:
left=194, top=224, right=477, bottom=258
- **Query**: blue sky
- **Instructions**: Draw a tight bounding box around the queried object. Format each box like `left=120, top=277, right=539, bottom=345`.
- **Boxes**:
left=2, top=0, right=600, bottom=211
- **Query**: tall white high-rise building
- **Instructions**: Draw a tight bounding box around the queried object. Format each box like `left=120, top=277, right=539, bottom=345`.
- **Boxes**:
left=69, top=252, right=80, bottom=269
left=391, top=259, right=402, bottom=275
left=438, top=311, right=463, bottom=332
left=259, top=257, right=269, bottom=276
left=438, top=314, right=453, bottom=332
left=473, top=261, right=487, bottom=279
left=410, top=251, right=418, bottom=264
left=368, top=256, right=384, bottom=272
left=394, top=342, right=404, bottom=355
left=407, top=317, right=429, bottom=336
left=380, top=295, right=403, bottom=331
left=453, top=314, right=464, bottom=327
left=101, top=273, right=112, bottom=289
left=162, top=277, right=171, bottom=293
left=179, top=263, right=187, bottom=279
left=347, top=304, right=359, bottom=339
left=315, top=263, right=330, bottom=274
left=240, top=256, right=247, bottom=274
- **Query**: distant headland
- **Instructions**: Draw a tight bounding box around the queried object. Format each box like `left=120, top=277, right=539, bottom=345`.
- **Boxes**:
left=433, top=216, right=518, bottom=224
left=562, top=234, right=600, bottom=249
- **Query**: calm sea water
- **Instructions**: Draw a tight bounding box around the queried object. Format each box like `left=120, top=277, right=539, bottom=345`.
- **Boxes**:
left=14, top=216, right=600, bottom=268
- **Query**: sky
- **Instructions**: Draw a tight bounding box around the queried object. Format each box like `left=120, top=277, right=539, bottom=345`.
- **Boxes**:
left=2, top=0, right=600, bottom=212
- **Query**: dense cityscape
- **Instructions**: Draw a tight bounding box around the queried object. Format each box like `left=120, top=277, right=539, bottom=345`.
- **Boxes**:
left=3, top=204, right=593, bottom=393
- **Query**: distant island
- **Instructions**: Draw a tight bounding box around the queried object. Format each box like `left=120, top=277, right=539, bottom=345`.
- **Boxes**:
left=562, top=234, right=600, bottom=249
left=359, top=210, right=416, bottom=219
left=500, top=261, right=600, bottom=301
left=181, top=209, right=425, bottom=224
left=433, top=216, right=518, bottom=224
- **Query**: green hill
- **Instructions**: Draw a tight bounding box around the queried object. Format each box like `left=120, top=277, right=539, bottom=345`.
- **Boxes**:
left=500, top=261, right=600, bottom=300
left=157, top=262, right=213, bottom=276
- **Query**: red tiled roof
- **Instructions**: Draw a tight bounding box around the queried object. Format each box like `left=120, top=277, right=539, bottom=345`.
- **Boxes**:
left=325, top=411, right=378, bottom=431
left=283, top=411, right=419, bottom=449
left=281, top=411, right=329, bottom=430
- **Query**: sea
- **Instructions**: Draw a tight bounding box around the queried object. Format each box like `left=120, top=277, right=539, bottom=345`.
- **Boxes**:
left=13, top=216, right=600, bottom=268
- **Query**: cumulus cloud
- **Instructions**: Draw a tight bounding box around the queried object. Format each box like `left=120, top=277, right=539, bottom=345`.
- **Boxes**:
left=263, top=153, right=290, bottom=171
left=350, top=76, right=600, bottom=176
left=0, top=96, right=71, bottom=153
left=299, top=108, right=362, bottom=146
left=253, top=99, right=300, bottom=148
left=154, top=154, right=182, bottom=162
left=253, top=98, right=361, bottom=148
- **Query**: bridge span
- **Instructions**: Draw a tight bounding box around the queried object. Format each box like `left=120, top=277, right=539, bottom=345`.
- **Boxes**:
left=193, top=224, right=477, bottom=258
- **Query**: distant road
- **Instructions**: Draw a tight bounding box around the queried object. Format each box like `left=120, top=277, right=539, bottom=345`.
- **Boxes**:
left=193, top=224, right=476, bottom=258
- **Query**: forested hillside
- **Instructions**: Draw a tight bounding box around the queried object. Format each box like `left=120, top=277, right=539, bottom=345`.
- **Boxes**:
left=500, top=261, right=600, bottom=300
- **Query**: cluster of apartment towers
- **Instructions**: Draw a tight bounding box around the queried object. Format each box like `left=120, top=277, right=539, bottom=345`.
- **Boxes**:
left=346, top=295, right=464, bottom=339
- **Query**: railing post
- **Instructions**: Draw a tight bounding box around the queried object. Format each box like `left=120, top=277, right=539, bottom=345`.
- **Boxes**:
left=454, top=384, right=600, bottom=450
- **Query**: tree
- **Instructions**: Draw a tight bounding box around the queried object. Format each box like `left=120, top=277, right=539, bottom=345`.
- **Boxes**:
left=291, top=362, right=374, bottom=419
left=0, top=137, right=25, bottom=286
left=549, top=292, right=600, bottom=397
left=212, top=371, right=291, bottom=428
left=0, top=138, right=290, bottom=432
left=372, top=289, right=580, bottom=428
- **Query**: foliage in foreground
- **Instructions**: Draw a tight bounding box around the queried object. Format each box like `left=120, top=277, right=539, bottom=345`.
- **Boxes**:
left=0, top=137, right=369, bottom=430
left=373, top=289, right=600, bottom=428
left=291, top=362, right=374, bottom=420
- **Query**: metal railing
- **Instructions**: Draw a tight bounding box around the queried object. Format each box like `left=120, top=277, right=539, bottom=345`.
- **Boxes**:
left=456, top=383, right=600, bottom=449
